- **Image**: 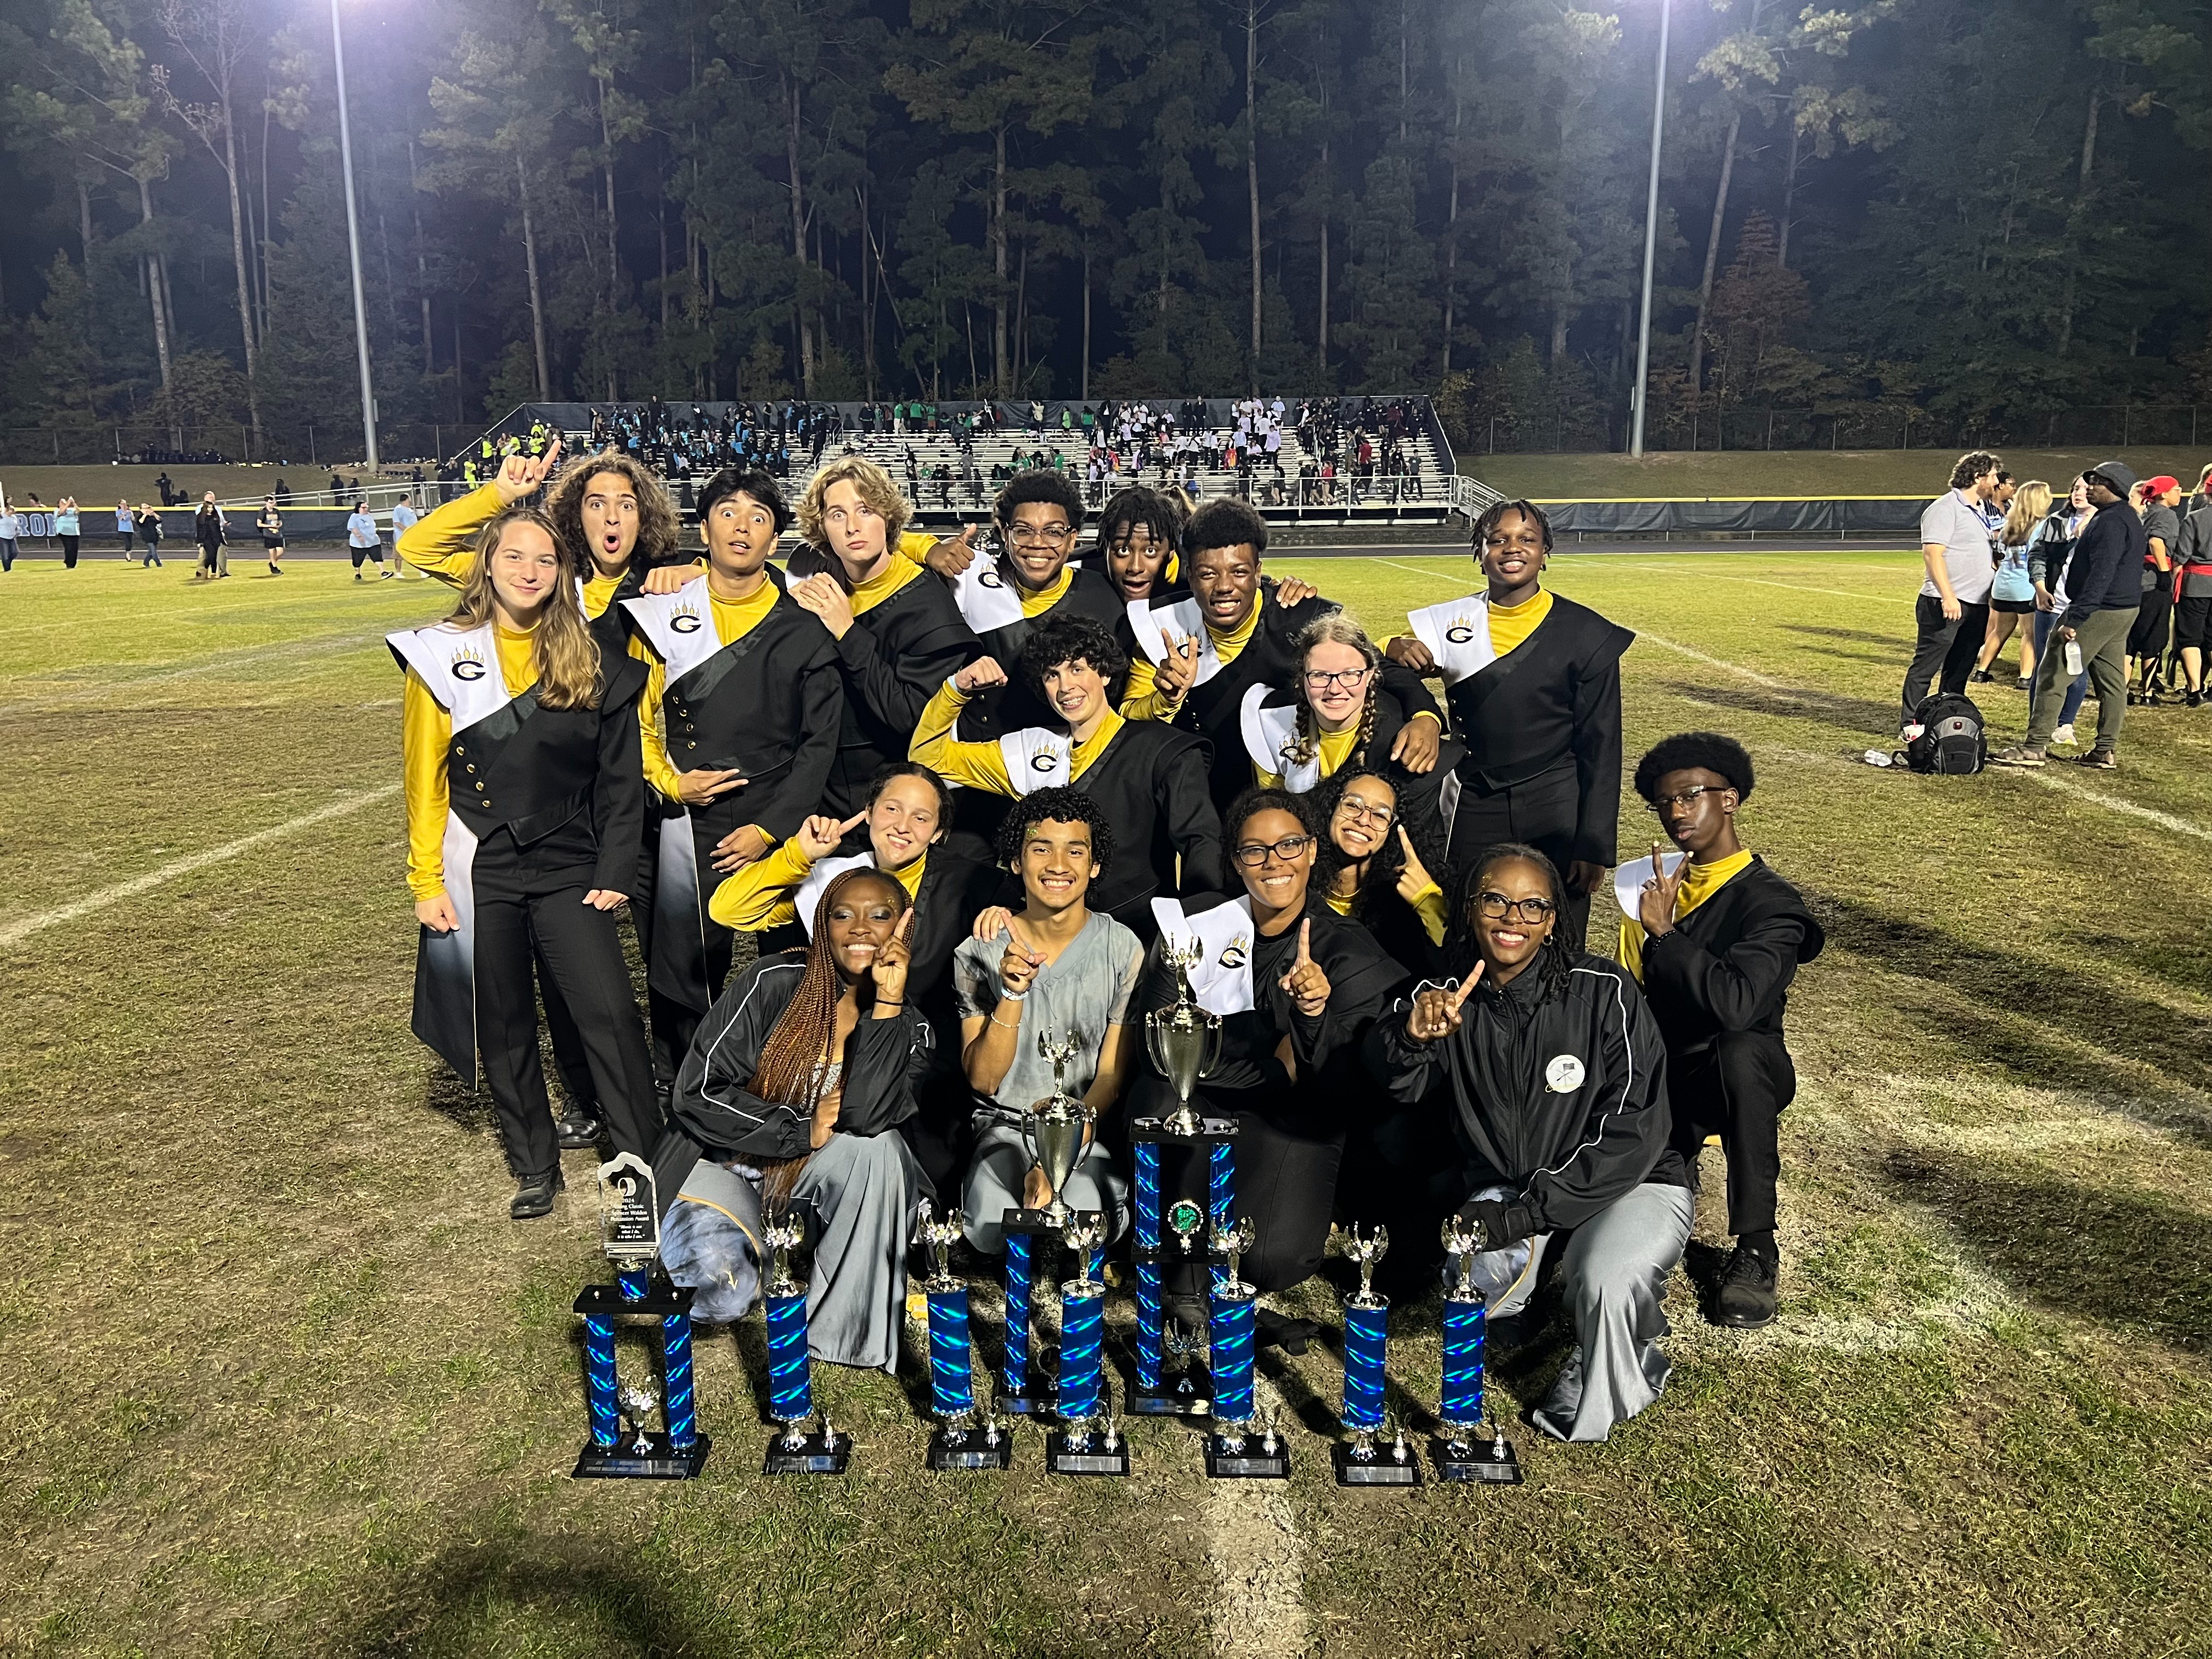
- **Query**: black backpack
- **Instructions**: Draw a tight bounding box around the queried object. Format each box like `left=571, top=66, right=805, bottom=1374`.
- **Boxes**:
left=1904, top=693, right=1987, bottom=775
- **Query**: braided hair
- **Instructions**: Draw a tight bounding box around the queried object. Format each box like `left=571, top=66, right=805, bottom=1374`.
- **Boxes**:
left=1450, top=842, right=1575, bottom=1002
left=1284, top=613, right=1380, bottom=772
left=746, top=866, right=909, bottom=1206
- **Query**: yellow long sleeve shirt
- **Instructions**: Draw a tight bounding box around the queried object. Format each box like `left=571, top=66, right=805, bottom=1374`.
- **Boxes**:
left=1488, top=588, right=1554, bottom=657
left=628, top=579, right=783, bottom=804
left=709, top=838, right=929, bottom=933
left=402, top=624, right=539, bottom=900
left=1256, top=720, right=1362, bottom=790
left=1122, top=600, right=1263, bottom=720
left=1617, top=848, right=1752, bottom=983
left=1323, top=876, right=1450, bottom=945
left=909, top=680, right=1123, bottom=794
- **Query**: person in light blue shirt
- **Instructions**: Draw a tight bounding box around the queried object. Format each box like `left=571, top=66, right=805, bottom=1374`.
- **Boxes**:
left=116, top=500, right=136, bottom=560
left=0, top=503, right=18, bottom=573
left=55, top=499, right=81, bottom=568
left=390, top=496, right=420, bottom=579
left=347, top=499, right=391, bottom=581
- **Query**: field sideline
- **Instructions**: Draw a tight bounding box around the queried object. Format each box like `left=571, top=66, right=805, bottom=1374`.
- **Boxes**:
left=4, top=551, right=2210, bottom=1657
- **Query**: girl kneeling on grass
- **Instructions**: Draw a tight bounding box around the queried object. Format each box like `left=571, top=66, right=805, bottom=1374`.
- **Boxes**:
left=390, top=505, right=662, bottom=1220
left=653, top=867, right=931, bottom=1373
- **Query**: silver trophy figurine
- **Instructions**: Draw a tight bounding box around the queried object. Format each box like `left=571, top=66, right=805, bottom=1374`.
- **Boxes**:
left=1020, top=1028, right=1092, bottom=1226
left=1144, top=939, right=1222, bottom=1136
left=764, top=1210, right=806, bottom=1302
left=1344, top=1222, right=1390, bottom=1307
left=920, top=1201, right=964, bottom=1291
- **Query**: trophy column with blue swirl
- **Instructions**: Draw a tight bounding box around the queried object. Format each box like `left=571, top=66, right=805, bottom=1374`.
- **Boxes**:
left=761, top=1210, right=849, bottom=1475
left=1333, top=1224, right=1417, bottom=1486
left=918, top=1201, right=1009, bottom=1471
left=1045, top=1212, right=1129, bottom=1476
left=1204, top=1218, right=1288, bottom=1480
left=1132, top=941, right=1232, bottom=1416
left=1432, top=1215, right=1522, bottom=1483
left=996, top=1029, right=1090, bottom=1416
left=572, top=1153, right=712, bottom=1479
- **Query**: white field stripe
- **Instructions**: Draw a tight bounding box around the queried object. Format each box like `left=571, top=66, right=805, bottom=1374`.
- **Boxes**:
left=1630, top=562, right=1916, bottom=606
left=0, top=784, right=401, bottom=949
left=1205, top=1479, right=1310, bottom=1659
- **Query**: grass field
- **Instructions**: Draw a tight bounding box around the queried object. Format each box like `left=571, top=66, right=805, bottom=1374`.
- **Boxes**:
left=5, top=550, right=2211, bottom=1658
left=1468, top=448, right=2212, bottom=501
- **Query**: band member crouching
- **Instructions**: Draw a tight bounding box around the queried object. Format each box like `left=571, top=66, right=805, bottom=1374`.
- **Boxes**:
left=1366, top=844, right=1690, bottom=1442
left=391, top=505, right=660, bottom=1219
left=1622, top=733, right=1823, bottom=1329
left=654, top=868, right=932, bottom=1371
left=622, top=467, right=843, bottom=1071
left=954, top=788, right=1145, bottom=1254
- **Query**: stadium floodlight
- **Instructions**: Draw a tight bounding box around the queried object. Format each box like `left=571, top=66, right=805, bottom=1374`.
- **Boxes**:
left=1628, top=0, right=1671, bottom=459
left=330, top=0, right=380, bottom=473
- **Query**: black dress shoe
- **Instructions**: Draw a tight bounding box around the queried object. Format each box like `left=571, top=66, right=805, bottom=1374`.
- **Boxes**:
left=1713, top=1245, right=1778, bottom=1329
left=511, top=1172, right=562, bottom=1220
left=555, top=1113, right=602, bottom=1149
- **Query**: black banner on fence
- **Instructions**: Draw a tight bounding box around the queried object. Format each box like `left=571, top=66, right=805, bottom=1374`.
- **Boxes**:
left=1536, top=497, right=1925, bottom=536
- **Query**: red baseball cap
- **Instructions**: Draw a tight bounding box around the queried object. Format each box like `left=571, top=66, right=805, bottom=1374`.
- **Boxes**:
left=2145, top=475, right=2182, bottom=496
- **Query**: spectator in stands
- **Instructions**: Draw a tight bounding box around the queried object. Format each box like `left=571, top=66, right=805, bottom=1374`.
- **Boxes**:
left=1993, top=461, right=2144, bottom=770
left=1901, top=451, right=2001, bottom=731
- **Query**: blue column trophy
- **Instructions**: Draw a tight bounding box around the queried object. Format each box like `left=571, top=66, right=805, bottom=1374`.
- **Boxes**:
left=996, top=1030, right=1090, bottom=1417
left=917, top=1200, right=1010, bottom=1471
left=1045, top=1210, right=1129, bottom=1476
left=761, top=1208, right=849, bottom=1476
left=572, top=1153, right=712, bottom=1479
left=1131, top=940, right=1232, bottom=1417
left=1333, top=1223, right=1417, bottom=1486
left=1204, top=1217, right=1288, bottom=1480
left=1432, top=1213, right=1522, bottom=1483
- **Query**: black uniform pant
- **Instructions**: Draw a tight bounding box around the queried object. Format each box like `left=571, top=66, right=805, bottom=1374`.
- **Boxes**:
left=473, top=850, right=660, bottom=1182
left=60, top=536, right=79, bottom=567
left=1664, top=1031, right=1795, bottom=1237
left=1901, top=594, right=1989, bottom=724
left=2128, top=586, right=2174, bottom=665
left=1128, top=1072, right=1344, bottom=1296
left=1445, top=759, right=1593, bottom=951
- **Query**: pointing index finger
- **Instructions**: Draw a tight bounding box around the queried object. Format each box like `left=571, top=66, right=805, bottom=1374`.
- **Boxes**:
left=1296, top=917, right=1312, bottom=964
left=841, top=811, right=868, bottom=833
left=1451, top=962, right=1485, bottom=1009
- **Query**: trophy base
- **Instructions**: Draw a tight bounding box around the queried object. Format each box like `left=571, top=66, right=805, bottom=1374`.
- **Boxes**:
left=995, top=1388, right=1054, bottom=1417
left=928, top=1426, right=1014, bottom=1471
left=1432, top=1434, right=1524, bottom=1485
left=1205, top=1440, right=1290, bottom=1480
left=572, top=1432, right=712, bottom=1480
left=1332, top=1440, right=1420, bottom=1487
left=1127, top=1383, right=1212, bottom=1418
left=1045, top=1430, right=1131, bottom=1477
left=763, top=1429, right=850, bottom=1476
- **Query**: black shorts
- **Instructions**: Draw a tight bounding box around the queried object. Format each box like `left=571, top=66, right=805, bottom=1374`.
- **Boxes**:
left=2174, top=595, right=2212, bottom=652
left=1990, top=597, right=2036, bottom=614
left=2128, top=587, right=2174, bottom=656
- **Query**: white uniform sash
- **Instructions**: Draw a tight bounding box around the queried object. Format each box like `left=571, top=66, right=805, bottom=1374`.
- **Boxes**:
left=1407, top=594, right=1498, bottom=685
left=620, top=574, right=725, bottom=681
left=1239, top=684, right=1319, bottom=792
left=1614, top=849, right=1686, bottom=918
left=1126, top=593, right=1222, bottom=686
left=952, top=557, right=1026, bottom=635
left=997, top=726, right=1073, bottom=797
left=792, top=851, right=876, bottom=938
left=1150, top=896, right=1256, bottom=1016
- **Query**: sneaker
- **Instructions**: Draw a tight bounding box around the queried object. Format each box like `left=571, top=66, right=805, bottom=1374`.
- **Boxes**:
left=2076, top=747, right=2118, bottom=769
left=380, top=569, right=395, bottom=580
left=555, top=1113, right=602, bottom=1149
left=354, top=572, right=364, bottom=582
left=2050, top=723, right=2077, bottom=747
left=511, top=1171, right=562, bottom=1219
left=1987, top=744, right=2047, bottom=768
left=2188, top=691, right=2204, bottom=709
left=2014, top=676, right=2033, bottom=691
left=1969, top=669, right=1994, bottom=684
left=1714, top=1245, right=1778, bottom=1329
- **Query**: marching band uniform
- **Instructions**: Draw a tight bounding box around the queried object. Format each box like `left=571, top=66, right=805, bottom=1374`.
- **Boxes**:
left=1365, top=953, right=1691, bottom=1442
left=1130, top=893, right=1403, bottom=1294
left=1406, top=588, right=1633, bottom=946
left=623, top=572, right=844, bottom=1068
left=653, top=953, right=933, bottom=1370
left=390, top=618, right=660, bottom=1188
left=909, top=682, right=1223, bottom=934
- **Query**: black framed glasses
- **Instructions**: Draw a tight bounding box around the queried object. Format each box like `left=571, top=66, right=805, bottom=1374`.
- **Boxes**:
left=1232, top=834, right=1316, bottom=867
left=1301, top=667, right=1372, bottom=691
left=1474, top=891, right=1556, bottom=923
left=1646, top=784, right=1727, bottom=814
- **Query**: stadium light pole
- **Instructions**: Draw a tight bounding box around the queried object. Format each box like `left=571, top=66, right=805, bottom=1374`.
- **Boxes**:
left=1628, top=0, right=1671, bottom=458
left=330, top=0, right=380, bottom=473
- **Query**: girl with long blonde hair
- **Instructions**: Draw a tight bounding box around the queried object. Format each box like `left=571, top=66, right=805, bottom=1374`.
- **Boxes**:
left=1974, top=478, right=2053, bottom=687
left=390, top=505, right=661, bottom=1220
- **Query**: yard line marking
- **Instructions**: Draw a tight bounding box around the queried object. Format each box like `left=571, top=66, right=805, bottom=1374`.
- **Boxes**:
left=1205, top=1481, right=1310, bottom=1659
left=1635, top=629, right=1799, bottom=691
left=1372, top=557, right=1460, bottom=583
left=0, top=785, right=401, bottom=949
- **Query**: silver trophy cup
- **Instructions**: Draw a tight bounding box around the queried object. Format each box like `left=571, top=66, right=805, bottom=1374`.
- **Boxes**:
left=1020, top=1028, right=1092, bottom=1226
left=1144, top=939, right=1223, bottom=1136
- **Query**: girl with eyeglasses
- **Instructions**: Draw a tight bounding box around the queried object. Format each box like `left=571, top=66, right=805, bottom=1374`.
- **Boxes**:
left=1240, top=614, right=1455, bottom=798
left=1365, top=842, right=1689, bottom=1443
left=1312, top=769, right=1452, bottom=978
left=1134, top=788, right=1407, bottom=1346
left=1617, top=733, right=1822, bottom=1331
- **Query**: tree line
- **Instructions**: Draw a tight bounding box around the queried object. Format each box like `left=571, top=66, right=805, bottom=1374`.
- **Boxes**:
left=1, top=0, right=2206, bottom=464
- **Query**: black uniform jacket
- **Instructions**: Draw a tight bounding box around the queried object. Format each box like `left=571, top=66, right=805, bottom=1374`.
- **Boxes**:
left=1140, top=893, right=1406, bottom=1098
left=1072, top=720, right=1225, bottom=918
left=665, top=951, right=935, bottom=1167
left=957, top=561, right=1127, bottom=740
left=1442, top=595, right=1632, bottom=868
left=1367, top=951, right=1684, bottom=1244
left=1638, top=857, right=1823, bottom=1064
left=427, top=640, right=648, bottom=892
left=787, top=546, right=982, bottom=812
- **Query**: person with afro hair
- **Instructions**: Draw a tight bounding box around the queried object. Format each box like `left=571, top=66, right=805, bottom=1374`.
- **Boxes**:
left=1618, top=731, right=1824, bottom=1330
